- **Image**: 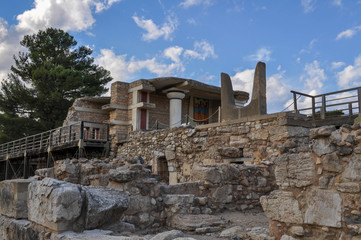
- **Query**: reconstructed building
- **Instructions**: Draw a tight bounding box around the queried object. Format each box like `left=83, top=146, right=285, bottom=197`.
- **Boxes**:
left=63, top=77, right=249, bottom=142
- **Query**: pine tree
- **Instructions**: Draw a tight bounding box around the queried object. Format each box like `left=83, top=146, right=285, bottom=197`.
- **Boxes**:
left=0, top=28, right=112, bottom=143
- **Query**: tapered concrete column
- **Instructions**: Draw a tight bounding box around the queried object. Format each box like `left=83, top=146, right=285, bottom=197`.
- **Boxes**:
left=166, top=91, right=185, bottom=128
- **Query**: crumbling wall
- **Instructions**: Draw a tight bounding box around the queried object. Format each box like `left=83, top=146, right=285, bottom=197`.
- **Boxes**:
left=117, top=112, right=310, bottom=184
left=261, top=124, right=361, bottom=240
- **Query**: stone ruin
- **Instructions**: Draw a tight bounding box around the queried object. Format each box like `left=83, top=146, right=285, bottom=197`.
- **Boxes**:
left=1, top=63, right=361, bottom=240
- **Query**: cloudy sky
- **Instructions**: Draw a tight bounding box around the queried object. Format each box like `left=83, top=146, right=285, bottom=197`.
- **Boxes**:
left=0, top=0, right=361, bottom=113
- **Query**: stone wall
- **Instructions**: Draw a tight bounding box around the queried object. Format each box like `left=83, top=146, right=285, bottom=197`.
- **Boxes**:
left=117, top=112, right=310, bottom=184
left=63, top=97, right=109, bottom=126
left=261, top=124, right=361, bottom=240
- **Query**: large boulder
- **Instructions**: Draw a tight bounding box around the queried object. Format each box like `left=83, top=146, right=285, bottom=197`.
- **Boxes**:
left=0, top=179, right=35, bottom=219
left=28, top=178, right=84, bottom=233
left=28, top=178, right=130, bottom=233
left=83, top=186, right=130, bottom=229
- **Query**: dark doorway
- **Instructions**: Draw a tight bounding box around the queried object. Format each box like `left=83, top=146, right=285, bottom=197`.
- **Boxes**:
left=140, top=109, right=147, bottom=130
left=158, top=157, right=169, bottom=184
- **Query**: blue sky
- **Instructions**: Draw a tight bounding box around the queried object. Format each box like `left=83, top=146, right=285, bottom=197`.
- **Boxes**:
left=0, top=0, right=361, bottom=113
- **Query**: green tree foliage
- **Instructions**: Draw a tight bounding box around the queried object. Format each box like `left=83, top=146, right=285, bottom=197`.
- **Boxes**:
left=0, top=28, right=112, bottom=143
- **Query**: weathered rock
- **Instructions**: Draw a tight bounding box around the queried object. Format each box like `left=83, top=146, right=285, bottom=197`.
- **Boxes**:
left=343, top=157, right=361, bottom=182
left=168, top=214, right=225, bottom=231
left=304, top=188, right=342, bottom=228
left=220, top=226, right=245, bottom=237
left=275, top=153, right=315, bottom=188
left=313, top=138, right=336, bottom=157
left=212, top=185, right=233, bottom=203
left=335, top=182, right=361, bottom=193
left=260, top=190, right=303, bottom=224
left=54, top=229, right=142, bottom=240
left=322, top=152, right=343, bottom=173
left=0, top=179, right=35, bottom=219
left=149, top=230, right=184, bottom=240
left=218, top=147, right=243, bottom=158
left=163, top=194, right=195, bottom=205
left=195, top=227, right=221, bottom=233
left=289, top=226, right=304, bottom=237
left=28, top=178, right=84, bottom=233
left=109, top=169, right=138, bottom=183
left=310, top=126, right=336, bottom=139
left=0, top=215, right=40, bottom=240
left=191, top=166, right=221, bottom=184
left=82, top=186, right=130, bottom=229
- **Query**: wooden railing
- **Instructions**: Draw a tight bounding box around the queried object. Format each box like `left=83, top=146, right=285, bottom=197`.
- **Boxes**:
left=0, top=121, right=109, bottom=159
left=291, top=87, right=361, bottom=119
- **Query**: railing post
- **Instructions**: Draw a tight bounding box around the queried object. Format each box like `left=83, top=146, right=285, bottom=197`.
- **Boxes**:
left=312, top=97, right=316, bottom=119
left=321, top=95, right=326, bottom=119
left=218, top=106, right=221, bottom=123
left=293, top=92, right=298, bottom=113
left=68, top=125, right=72, bottom=142
left=23, top=152, right=28, bottom=179
left=40, top=133, right=43, bottom=149
left=186, top=114, right=189, bottom=125
left=5, top=158, right=9, bottom=180
left=80, top=121, right=84, bottom=140
left=358, top=88, right=361, bottom=114
left=106, top=124, right=110, bottom=141
left=156, top=120, right=159, bottom=130
left=349, top=103, right=353, bottom=116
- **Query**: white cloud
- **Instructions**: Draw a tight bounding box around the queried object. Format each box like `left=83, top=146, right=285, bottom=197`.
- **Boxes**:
left=133, top=15, right=177, bottom=41
left=0, top=18, right=8, bottom=40
left=301, top=60, right=326, bottom=90
left=16, top=0, right=98, bottom=33
left=96, top=48, right=185, bottom=85
left=332, top=0, right=342, bottom=6
left=164, top=46, right=183, bottom=63
left=246, top=47, right=271, bottom=62
left=331, top=61, right=345, bottom=69
left=336, top=26, right=361, bottom=40
left=184, top=41, right=217, bottom=60
left=0, top=0, right=120, bottom=83
left=337, top=54, right=361, bottom=88
left=231, top=68, right=290, bottom=112
left=299, top=38, right=317, bottom=54
left=231, top=69, right=255, bottom=96
left=94, top=0, right=122, bottom=13
left=180, top=0, right=212, bottom=8
left=301, top=0, right=316, bottom=13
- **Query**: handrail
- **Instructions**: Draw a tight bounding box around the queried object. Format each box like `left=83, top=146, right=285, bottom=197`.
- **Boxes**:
left=290, top=87, right=361, bottom=119
left=0, top=121, right=109, bottom=158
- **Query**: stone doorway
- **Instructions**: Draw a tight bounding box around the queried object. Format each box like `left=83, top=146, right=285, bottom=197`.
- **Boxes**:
left=157, top=157, right=169, bottom=184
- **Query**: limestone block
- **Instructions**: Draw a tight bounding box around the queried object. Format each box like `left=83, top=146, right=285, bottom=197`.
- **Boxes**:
left=149, top=230, right=184, bottom=240
left=169, top=172, right=178, bottom=185
left=211, top=185, right=233, bottom=203
left=275, top=153, right=315, bottom=188
left=109, top=169, right=137, bottom=183
left=220, top=226, right=245, bottom=237
left=182, top=162, right=191, bottom=176
left=260, top=190, right=303, bottom=224
left=322, top=152, right=343, bottom=173
left=304, top=188, right=342, bottom=228
left=313, top=138, right=336, bottom=157
left=168, top=214, right=225, bottom=231
left=163, top=194, right=195, bottom=205
left=229, top=136, right=249, bottom=147
left=335, top=182, right=361, bottom=193
left=0, top=179, right=35, bottom=219
left=0, top=215, right=39, bottom=240
left=165, top=150, right=176, bottom=160
left=82, top=186, right=130, bottom=229
left=310, top=126, right=336, bottom=139
left=124, top=195, right=151, bottom=215
left=343, top=157, right=361, bottom=182
left=191, top=166, right=221, bottom=184
left=218, top=147, right=242, bottom=158
left=28, top=178, right=84, bottom=233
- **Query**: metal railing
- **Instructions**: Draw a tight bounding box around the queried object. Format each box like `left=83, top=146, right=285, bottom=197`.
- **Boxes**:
left=290, top=87, right=361, bottom=119
left=0, top=121, right=109, bottom=159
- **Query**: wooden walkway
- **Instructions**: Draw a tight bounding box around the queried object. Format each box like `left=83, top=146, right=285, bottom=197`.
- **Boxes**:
left=0, top=121, right=109, bottom=180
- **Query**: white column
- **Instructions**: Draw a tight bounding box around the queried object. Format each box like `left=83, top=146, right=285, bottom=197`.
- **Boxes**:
left=166, top=91, right=185, bottom=128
